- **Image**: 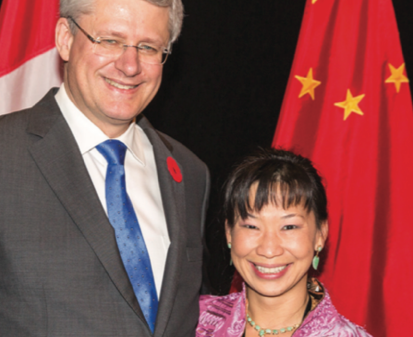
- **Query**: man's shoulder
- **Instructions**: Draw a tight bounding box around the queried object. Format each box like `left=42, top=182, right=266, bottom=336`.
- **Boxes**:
left=0, top=107, right=31, bottom=127
left=0, top=89, right=60, bottom=138
left=138, top=115, right=208, bottom=172
left=0, top=106, right=37, bottom=144
left=158, top=130, right=205, bottom=165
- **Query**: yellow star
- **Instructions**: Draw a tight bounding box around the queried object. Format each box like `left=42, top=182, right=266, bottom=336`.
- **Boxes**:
left=295, top=68, right=321, bottom=100
left=312, top=0, right=317, bottom=3
left=334, top=89, right=365, bottom=121
left=385, top=63, right=409, bottom=93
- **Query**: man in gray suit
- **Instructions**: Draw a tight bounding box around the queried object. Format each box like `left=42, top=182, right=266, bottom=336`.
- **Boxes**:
left=0, top=0, right=209, bottom=336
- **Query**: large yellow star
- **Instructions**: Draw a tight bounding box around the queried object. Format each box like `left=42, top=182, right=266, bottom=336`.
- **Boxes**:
left=312, top=0, right=317, bottom=3
left=334, top=89, right=365, bottom=121
left=295, top=68, right=321, bottom=100
left=385, top=63, right=409, bottom=93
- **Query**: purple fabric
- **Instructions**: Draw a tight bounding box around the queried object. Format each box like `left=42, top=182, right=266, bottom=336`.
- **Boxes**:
left=196, top=284, right=372, bottom=337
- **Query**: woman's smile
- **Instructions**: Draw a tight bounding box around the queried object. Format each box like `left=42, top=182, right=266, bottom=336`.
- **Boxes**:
left=251, top=262, right=291, bottom=279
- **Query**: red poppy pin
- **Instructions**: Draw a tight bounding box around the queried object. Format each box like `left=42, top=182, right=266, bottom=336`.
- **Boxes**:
left=167, top=157, right=182, bottom=183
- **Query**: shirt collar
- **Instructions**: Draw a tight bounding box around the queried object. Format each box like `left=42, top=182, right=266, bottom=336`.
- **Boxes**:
left=55, top=83, right=145, bottom=166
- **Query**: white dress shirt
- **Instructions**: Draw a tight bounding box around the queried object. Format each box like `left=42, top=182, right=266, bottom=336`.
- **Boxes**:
left=55, top=84, right=170, bottom=297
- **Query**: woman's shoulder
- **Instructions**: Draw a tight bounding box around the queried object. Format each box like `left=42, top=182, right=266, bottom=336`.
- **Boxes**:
left=199, top=291, right=243, bottom=310
left=297, top=284, right=372, bottom=337
left=334, top=312, right=373, bottom=336
left=197, top=290, right=246, bottom=337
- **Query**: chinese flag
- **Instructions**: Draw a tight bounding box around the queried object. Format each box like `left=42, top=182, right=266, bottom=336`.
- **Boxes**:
left=0, top=0, right=62, bottom=115
left=273, top=0, right=413, bottom=336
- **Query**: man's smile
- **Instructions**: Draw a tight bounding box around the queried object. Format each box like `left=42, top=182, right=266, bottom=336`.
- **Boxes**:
left=104, top=77, right=139, bottom=90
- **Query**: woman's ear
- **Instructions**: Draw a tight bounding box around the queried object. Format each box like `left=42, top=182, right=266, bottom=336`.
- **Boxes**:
left=225, top=221, right=232, bottom=244
left=316, top=220, right=329, bottom=249
left=55, top=17, right=74, bottom=62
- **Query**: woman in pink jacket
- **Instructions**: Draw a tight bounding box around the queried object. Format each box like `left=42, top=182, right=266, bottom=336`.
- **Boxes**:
left=197, top=148, right=372, bottom=337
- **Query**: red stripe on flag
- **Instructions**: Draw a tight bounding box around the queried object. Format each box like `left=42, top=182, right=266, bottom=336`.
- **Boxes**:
left=0, top=0, right=59, bottom=77
left=273, top=0, right=413, bottom=336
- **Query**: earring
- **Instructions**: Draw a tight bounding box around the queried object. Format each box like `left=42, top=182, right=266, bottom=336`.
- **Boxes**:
left=312, top=246, right=322, bottom=270
left=228, top=243, right=233, bottom=266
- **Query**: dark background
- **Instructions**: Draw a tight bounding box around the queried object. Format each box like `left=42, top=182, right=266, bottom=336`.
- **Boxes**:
left=1, top=0, right=412, bottom=293
left=144, top=0, right=413, bottom=294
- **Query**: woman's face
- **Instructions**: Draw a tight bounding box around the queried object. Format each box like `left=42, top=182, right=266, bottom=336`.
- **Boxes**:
left=226, top=190, right=327, bottom=299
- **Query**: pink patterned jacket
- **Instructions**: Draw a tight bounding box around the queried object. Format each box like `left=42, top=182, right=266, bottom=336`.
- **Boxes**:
left=196, top=283, right=372, bottom=337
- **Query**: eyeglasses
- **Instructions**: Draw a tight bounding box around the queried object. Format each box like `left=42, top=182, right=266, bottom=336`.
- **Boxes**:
left=67, top=16, right=170, bottom=65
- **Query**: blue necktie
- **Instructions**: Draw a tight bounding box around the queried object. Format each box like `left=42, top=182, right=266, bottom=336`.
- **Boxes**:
left=96, top=139, right=158, bottom=333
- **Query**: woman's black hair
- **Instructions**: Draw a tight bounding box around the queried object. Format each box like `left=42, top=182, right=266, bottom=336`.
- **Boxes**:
left=223, top=148, right=328, bottom=229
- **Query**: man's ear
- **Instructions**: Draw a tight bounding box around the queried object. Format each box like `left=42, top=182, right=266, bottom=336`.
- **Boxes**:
left=55, top=17, right=73, bottom=62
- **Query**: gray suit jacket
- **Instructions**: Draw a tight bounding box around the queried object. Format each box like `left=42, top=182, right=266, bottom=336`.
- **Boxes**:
left=0, top=89, right=210, bottom=337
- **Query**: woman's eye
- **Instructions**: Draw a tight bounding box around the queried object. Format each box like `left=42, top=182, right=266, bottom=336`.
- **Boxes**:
left=283, top=225, right=297, bottom=230
left=241, top=224, right=258, bottom=230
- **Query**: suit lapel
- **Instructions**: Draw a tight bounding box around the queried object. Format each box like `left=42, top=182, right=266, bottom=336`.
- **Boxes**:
left=139, top=117, right=187, bottom=337
left=26, top=91, right=146, bottom=323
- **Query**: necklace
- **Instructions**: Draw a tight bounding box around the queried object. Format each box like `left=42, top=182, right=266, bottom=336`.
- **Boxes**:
left=246, top=313, right=300, bottom=336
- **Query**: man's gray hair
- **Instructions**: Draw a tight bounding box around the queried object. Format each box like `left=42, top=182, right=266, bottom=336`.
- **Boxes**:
left=60, top=0, right=184, bottom=47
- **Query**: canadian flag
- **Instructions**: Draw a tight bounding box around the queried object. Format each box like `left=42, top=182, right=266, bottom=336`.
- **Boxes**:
left=0, top=0, right=62, bottom=116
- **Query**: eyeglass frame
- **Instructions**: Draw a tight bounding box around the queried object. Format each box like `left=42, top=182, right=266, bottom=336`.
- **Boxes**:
left=66, top=16, right=170, bottom=65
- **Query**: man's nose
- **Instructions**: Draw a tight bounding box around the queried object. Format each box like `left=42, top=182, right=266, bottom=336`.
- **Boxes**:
left=114, top=46, right=143, bottom=77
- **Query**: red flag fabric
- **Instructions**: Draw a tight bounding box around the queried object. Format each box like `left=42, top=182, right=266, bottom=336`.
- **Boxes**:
left=0, top=0, right=62, bottom=115
left=272, top=0, right=413, bottom=336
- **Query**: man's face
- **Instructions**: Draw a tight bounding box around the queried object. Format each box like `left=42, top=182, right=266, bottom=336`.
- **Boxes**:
left=56, top=0, right=170, bottom=137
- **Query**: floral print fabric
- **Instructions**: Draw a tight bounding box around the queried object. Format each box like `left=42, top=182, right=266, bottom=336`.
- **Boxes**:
left=196, top=283, right=372, bottom=337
